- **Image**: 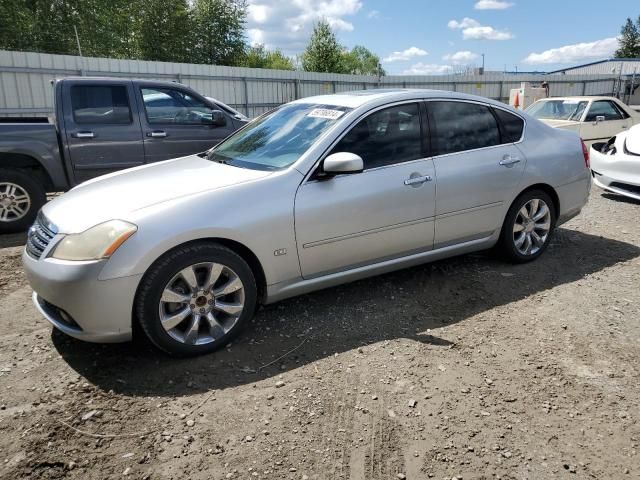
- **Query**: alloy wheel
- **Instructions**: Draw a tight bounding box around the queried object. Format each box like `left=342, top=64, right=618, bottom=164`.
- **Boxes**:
left=512, top=198, right=551, bottom=256
left=0, top=182, right=31, bottom=223
left=158, top=262, right=245, bottom=345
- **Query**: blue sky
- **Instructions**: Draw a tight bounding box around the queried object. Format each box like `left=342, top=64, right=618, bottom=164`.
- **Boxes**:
left=245, top=0, right=638, bottom=74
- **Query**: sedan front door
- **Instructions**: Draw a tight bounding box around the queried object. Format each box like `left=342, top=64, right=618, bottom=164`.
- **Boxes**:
left=294, top=102, right=436, bottom=278
left=581, top=100, right=631, bottom=145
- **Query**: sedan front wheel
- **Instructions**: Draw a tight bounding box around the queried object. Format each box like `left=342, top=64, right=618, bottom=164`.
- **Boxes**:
left=136, top=243, right=257, bottom=356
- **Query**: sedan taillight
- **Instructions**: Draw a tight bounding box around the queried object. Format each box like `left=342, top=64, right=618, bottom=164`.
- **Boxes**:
left=581, top=139, right=590, bottom=169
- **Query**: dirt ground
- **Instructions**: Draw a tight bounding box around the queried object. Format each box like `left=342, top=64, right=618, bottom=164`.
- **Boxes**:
left=0, top=187, right=639, bottom=480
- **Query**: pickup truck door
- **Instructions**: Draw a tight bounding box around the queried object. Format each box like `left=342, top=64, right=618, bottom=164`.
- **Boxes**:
left=136, top=84, right=236, bottom=163
left=61, top=80, right=145, bottom=183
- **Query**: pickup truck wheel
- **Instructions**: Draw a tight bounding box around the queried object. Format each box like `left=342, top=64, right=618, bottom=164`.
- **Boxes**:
left=135, top=242, right=257, bottom=357
left=0, top=169, right=47, bottom=233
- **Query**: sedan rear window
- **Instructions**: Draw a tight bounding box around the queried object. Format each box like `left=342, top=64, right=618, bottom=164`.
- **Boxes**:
left=494, top=108, right=525, bottom=143
left=429, top=101, right=500, bottom=155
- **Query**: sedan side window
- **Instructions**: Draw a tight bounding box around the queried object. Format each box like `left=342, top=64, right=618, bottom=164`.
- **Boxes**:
left=494, top=108, right=525, bottom=143
left=585, top=101, right=624, bottom=122
left=330, top=103, right=422, bottom=170
left=142, top=88, right=216, bottom=125
left=429, top=101, right=500, bottom=156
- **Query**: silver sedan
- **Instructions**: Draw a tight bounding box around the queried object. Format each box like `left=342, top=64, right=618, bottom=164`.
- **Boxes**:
left=23, top=89, right=592, bottom=356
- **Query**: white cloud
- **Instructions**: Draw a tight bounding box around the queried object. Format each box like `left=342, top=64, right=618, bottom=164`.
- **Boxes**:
left=367, top=10, right=380, bottom=19
left=523, top=37, right=618, bottom=65
left=448, top=17, right=513, bottom=40
left=443, top=51, right=479, bottom=64
left=448, top=17, right=481, bottom=29
left=245, top=0, right=363, bottom=53
left=402, top=63, right=454, bottom=75
left=474, top=0, right=514, bottom=10
left=383, top=46, right=429, bottom=62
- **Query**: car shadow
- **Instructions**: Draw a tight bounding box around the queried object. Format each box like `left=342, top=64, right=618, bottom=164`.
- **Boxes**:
left=52, top=227, right=640, bottom=397
left=0, top=232, right=27, bottom=249
left=601, top=192, right=640, bottom=206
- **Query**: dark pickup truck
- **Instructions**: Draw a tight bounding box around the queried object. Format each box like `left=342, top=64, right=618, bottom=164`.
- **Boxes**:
left=0, top=77, right=248, bottom=232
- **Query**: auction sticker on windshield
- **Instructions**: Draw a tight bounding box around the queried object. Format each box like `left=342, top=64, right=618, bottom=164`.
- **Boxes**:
left=307, top=108, right=346, bottom=120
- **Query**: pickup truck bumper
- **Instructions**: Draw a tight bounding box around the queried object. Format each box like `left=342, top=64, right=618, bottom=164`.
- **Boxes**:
left=22, top=249, right=140, bottom=343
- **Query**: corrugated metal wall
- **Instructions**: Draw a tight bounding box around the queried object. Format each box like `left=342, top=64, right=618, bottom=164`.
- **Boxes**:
left=553, top=59, right=640, bottom=76
left=0, top=49, right=624, bottom=117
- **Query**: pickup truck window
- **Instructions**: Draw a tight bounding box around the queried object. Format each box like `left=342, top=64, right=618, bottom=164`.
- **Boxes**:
left=70, top=85, right=132, bottom=124
left=142, top=88, right=214, bottom=125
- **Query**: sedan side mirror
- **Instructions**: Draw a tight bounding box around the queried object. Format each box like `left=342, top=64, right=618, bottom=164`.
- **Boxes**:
left=206, top=110, right=227, bottom=127
left=593, top=115, right=605, bottom=125
left=322, top=152, right=364, bottom=176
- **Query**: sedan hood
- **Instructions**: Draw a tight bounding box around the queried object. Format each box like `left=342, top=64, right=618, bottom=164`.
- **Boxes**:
left=43, top=155, right=271, bottom=233
left=539, top=119, right=582, bottom=130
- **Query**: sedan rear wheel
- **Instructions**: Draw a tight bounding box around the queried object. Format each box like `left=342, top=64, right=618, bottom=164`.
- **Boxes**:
left=499, top=189, right=556, bottom=263
left=136, top=243, right=257, bottom=356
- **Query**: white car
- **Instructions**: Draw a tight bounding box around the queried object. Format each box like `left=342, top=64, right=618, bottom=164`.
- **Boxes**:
left=526, top=96, right=640, bottom=147
left=590, top=123, right=640, bottom=201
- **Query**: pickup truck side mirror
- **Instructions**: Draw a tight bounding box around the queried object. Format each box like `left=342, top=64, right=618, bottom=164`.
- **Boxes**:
left=205, top=110, right=227, bottom=127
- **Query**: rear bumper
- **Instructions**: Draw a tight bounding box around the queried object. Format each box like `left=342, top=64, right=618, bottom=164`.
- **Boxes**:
left=23, top=249, right=141, bottom=343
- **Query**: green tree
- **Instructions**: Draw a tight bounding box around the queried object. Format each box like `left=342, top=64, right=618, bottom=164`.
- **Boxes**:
left=242, top=44, right=294, bottom=70
left=190, top=0, right=247, bottom=66
left=137, top=0, right=191, bottom=62
left=0, top=0, right=138, bottom=58
left=341, top=45, right=384, bottom=76
left=615, top=17, right=640, bottom=58
left=301, top=20, right=344, bottom=73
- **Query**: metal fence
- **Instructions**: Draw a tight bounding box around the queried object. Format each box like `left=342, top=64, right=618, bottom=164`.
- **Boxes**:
left=0, top=49, right=627, bottom=118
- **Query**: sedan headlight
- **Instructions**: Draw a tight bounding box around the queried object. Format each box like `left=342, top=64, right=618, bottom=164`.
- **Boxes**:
left=51, top=220, right=137, bottom=261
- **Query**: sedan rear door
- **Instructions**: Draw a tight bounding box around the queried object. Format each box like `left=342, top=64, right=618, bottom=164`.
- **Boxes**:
left=427, top=101, right=526, bottom=248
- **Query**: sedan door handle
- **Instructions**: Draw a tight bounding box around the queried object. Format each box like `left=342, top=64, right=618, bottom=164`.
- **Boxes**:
left=71, top=131, right=95, bottom=139
left=499, top=155, right=521, bottom=167
left=146, top=131, right=167, bottom=138
left=404, top=174, right=432, bottom=186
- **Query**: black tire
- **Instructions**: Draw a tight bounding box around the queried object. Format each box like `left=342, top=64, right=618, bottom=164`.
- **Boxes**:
left=0, top=168, right=47, bottom=234
left=135, top=242, right=257, bottom=357
left=498, top=189, right=556, bottom=263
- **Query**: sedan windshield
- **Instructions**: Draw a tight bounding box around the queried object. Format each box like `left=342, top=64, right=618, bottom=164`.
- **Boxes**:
left=526, top=100, right=588, bottom=121
left=207, top=103, right=351, bottom=171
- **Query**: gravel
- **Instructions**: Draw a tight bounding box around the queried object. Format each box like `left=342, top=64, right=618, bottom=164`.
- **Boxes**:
left=0, top=188, right=639, bottom=479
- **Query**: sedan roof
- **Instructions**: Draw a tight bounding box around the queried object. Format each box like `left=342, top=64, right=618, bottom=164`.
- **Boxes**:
left=292, top=88, right=509, bottom=109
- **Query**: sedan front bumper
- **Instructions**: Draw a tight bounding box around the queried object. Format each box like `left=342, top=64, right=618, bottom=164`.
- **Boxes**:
left=591, top=147, right=640, bottom=201
left=23, top=249, right=142, bottom=343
